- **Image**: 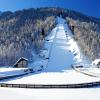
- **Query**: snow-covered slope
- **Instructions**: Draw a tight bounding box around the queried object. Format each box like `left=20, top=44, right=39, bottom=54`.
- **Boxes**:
left=1, top=17, right=100, bottom=85
left=45, top=17, right=74, bottom=71
left=44, top=16, right=90, bottom=72
left=0, top=68, right=29, bottom=78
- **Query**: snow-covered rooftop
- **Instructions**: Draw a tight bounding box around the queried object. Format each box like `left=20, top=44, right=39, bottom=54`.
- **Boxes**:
left=92, top=59, right=100, bottom=65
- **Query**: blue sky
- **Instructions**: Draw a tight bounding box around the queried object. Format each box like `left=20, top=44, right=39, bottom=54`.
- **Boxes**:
left=0, top=0, right=100, bottom=18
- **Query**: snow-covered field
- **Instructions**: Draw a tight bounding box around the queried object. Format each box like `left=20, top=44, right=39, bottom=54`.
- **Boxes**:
left=0, top=87, right=100, bottom=100
left=75, top=68, right=100, bottom=77
left=0, top=68, right=29, bottom=77
left=1, top=69, right=100, bottom=84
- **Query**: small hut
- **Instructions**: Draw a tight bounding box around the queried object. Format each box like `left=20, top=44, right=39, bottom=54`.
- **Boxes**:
left=92, top=59, right=100, bottom=68
left=13, top=57, right=28, bottom=68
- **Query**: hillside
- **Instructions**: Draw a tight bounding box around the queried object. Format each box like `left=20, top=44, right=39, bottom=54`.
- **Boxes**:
left=0, top=8, right=56, bottom=66
left=0, top=7, right=100, bottom=66
left=66, top=14, right=100, bottom=60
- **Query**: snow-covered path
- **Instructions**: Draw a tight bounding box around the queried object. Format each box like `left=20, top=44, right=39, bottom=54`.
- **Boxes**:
left=46, top=17, right=74, bottom=72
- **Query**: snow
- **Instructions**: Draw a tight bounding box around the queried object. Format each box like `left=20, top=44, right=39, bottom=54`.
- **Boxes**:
left=28, top=16, right=90, bottom=72
left=0, top=68, right=29, bottom=77
left=28, top=25, right=58, bottom=69
left=75, top=68, right=100, bottom=77
left=0, top=87, right=100, bottom=100
left=65, top=21, right=91, bottom=64
left=45, top=16, right=91, bottom=72
left=45, top=17, right=75, bottom=71
left=1, top=69, right=100, bottom=84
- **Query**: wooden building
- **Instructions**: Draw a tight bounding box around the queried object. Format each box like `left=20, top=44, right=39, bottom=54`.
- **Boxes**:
left=13, top=57, right=28, bottom=68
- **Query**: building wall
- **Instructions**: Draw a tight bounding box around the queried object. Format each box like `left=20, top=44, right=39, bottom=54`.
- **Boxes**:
left=17, top=60, right=27, bottom=68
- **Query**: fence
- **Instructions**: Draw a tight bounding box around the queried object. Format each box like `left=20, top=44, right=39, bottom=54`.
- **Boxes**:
left=0, top=81, right=100, bottom=89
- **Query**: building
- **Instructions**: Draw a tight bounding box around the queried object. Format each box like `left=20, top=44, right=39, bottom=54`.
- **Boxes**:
left=92, top=59, right=100, bottom=68
left=13, top=57, right=28, bottom=68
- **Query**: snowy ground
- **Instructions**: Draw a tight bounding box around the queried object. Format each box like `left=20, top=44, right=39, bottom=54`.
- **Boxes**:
left=1, top=69, right=100, bottom=84
left=0, top=87, right=100, bottom=100
left=75, top=68, right=100, bottom=77
left=0, top=68, right=29, bottom=77
left=45, top=17, right=74, bottom=71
